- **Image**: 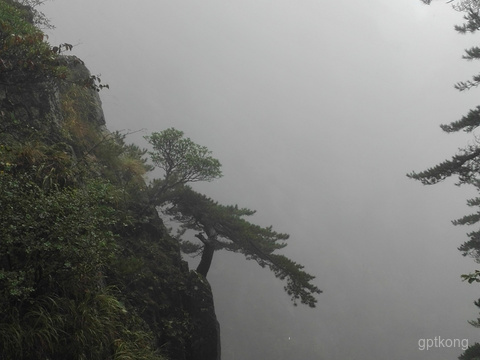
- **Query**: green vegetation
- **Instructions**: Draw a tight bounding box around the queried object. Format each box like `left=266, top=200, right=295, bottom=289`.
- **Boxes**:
left=0, top=117, right=167, bottom=358
left=410, top=1, right=480, bottom=359
left=0, top=0, right=66, bottom=85
left=0, top=2, right=187, bottom=358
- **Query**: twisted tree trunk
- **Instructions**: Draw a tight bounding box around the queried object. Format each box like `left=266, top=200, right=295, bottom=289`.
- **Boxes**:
left=195, top=227, right=217, bottom=277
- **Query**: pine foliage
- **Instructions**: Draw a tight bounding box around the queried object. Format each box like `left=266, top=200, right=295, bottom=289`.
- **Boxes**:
left=161, top=186, right=322, bottom=307
left=411, top=2, right=480, bottom=358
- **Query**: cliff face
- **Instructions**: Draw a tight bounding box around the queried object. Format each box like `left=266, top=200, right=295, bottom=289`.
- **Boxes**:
left=0, top=2, right=220, bottom=359
left=188, top=273, right=221, bottom=360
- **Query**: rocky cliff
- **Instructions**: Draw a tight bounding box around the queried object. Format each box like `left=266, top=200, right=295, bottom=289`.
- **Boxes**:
left=0, top=1, right=220, bottom=359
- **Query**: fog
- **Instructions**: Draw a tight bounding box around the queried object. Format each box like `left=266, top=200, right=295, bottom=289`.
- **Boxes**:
left=44, top=0, right=480, bottom=358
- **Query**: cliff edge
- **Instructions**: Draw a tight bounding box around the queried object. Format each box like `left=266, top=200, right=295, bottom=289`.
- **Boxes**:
left=0, top=1, right=220, bottom=359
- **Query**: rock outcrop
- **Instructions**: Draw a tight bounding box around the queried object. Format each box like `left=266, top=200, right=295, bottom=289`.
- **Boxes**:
left=188, top=273, right=221, bottom=360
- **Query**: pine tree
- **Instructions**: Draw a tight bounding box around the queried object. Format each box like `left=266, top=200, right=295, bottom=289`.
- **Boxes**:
left=145, top=128, right=321, bottom=307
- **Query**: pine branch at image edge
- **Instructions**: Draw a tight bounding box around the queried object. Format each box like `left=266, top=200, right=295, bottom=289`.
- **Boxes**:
left=409, top=1, right=480, bottom=359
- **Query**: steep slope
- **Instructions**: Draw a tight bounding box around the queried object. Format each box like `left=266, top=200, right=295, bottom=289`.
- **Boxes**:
left=0, top=1, right=220, bottom=359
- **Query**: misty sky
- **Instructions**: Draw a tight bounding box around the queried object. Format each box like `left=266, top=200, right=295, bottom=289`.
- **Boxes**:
left=43, top=1, right=480, bottom=358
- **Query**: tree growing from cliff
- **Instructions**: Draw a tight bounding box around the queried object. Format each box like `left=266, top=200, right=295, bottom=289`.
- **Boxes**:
left=146, top=128, right=321, bottom=307
left=163, top=186, right=321, bottom=307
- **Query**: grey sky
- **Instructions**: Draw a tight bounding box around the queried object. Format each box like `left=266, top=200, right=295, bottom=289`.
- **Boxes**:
left=44, top=1, right=480, bottom=358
